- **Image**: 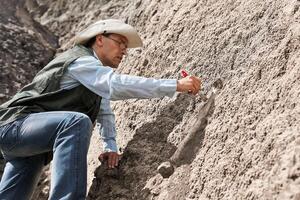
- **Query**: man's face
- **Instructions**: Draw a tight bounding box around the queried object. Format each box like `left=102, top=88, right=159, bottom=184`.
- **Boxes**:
left=96, top=33, right=128, bottom=68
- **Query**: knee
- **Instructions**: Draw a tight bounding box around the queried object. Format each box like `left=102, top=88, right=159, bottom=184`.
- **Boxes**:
left=74, top=113, right=93, bottom=133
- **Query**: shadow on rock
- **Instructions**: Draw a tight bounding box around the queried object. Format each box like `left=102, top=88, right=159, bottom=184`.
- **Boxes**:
left=88, top=94, right=194, bottom=200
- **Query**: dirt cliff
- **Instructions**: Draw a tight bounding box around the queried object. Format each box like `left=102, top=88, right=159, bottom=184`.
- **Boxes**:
left=1, top=0, right=300, bottom=199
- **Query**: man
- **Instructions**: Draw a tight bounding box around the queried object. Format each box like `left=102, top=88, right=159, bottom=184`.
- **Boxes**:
left=0, top=19, right=201, bottom=199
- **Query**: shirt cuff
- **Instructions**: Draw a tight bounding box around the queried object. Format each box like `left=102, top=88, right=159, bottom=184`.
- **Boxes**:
left=159, top=79, right=177, bottom=97
left=102, top=138, right=118, bottom=152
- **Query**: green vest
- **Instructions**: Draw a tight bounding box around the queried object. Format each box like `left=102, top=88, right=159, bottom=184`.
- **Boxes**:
left=0, top=45, right=102, bottom=126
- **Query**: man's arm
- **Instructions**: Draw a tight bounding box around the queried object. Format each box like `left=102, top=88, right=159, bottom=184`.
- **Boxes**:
left=64, top=56, right=199, bottom=101
left=63, top=55, right=200, bottom=125
left=97, top=98, right=120, bottom=168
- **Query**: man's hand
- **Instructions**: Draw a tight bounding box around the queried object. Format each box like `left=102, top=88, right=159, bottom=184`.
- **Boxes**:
left=176, top=76, right=201, bottom=95
left=98, top=152, right=120, bottom=169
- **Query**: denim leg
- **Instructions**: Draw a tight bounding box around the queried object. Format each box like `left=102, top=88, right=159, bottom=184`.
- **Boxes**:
left=0, top=111, right=93, bottom=200
left=49, top=112, right=93, bottom=200
left=0, top=155, right=44, bottom=200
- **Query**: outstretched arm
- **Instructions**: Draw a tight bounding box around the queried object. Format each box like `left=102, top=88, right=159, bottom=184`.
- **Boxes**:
left=66, top=56, right=201, bottom=100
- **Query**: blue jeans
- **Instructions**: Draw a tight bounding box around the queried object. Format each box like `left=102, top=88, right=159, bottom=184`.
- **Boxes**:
left=0, top=111, right=93, bottom=200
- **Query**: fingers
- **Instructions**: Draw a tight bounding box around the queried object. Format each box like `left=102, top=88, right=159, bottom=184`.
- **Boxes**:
left=188, top=76, right=201, bottom=95
left=98, top=153, right=106, bottom=162
left=176, top=75, right=202, bottom=94
left=108, top=153, right=113, bottom=168
left=191, top=76, right=201, bottom=90
left=99, top=152, right=120, bottom=169
left=108, top=153, right=119, bottom=169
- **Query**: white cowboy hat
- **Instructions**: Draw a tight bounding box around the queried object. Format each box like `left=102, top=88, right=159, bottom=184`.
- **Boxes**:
left=74, top=19, right=143, bottom=48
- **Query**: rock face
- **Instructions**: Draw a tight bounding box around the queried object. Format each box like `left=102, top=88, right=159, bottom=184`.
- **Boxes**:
left=157, top=79, right=223, bottom=179
left=0, top=0, right=58, bottom=104
left=0, top=0, right=58, bottom=199
left=1, top=0, right=300, bottom=199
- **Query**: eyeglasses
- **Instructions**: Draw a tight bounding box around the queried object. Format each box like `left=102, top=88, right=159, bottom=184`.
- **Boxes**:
left=102, top=34, right=128, bottom=49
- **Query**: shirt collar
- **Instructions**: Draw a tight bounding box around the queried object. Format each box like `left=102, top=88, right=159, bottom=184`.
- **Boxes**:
left=91, top=49, right=103, bottom=65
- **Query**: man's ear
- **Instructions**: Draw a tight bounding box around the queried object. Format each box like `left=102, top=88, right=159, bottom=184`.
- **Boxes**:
left=95, top=35, right=104, bottom=47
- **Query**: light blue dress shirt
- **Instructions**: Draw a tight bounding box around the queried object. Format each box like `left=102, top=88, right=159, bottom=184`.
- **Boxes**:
left=60, top=51, right=177, bottom=152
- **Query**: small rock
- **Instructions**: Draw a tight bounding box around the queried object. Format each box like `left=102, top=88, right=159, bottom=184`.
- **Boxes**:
left=157, top=161, right=174, bottom=178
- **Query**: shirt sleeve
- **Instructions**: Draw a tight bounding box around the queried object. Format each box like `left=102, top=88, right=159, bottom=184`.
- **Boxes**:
left=67, top=56, right=177, bottom=101
left=97, top=98, right=118, bottom=152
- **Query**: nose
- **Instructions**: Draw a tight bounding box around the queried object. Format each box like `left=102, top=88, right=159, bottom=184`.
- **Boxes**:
left=121, top=47, right=127, bottom=55
left=121, top=43, right=127, bottom=49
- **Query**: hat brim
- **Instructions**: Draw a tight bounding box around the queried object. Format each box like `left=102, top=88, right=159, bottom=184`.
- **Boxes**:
left=74, top=19, right=143, bottom=48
